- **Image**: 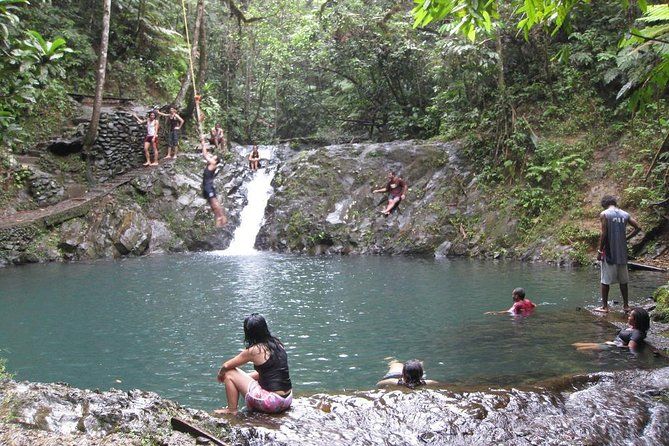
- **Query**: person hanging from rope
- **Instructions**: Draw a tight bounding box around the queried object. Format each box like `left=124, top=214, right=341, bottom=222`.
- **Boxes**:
left=156, top=107, right=184, bottom=159
left=202, top=145, right=228, bottom=227
left=372, top=171, right=408, bottom=216
left=132, top=110, right=160, bottom=166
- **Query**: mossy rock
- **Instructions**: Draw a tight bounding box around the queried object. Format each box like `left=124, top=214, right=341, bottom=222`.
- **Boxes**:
left=652, top=284, right=669, bottom=322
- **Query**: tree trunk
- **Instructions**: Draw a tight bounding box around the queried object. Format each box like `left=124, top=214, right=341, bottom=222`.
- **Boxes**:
left=83, top=0, right=111, bottom=185
left=174, top=0, right=205, bottom=109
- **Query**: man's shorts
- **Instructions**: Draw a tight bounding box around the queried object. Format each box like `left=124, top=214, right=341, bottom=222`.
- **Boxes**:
left=601, top=261, right=629, bottom=285
left=244, top=380, right=292, bottom=413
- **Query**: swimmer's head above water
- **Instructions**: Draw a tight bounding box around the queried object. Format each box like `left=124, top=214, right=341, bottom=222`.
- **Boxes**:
left=402, top=359, right=426, bottom=389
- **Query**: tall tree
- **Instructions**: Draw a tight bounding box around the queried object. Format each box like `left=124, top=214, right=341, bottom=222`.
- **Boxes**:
left=83, top=0, right=112, bottom=184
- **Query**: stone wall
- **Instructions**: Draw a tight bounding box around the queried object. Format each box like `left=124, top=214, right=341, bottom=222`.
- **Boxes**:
left=90, top=111, right=145, bottom=181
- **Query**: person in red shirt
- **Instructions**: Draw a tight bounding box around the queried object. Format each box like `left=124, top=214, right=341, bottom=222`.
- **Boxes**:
left=372, top=171, right=408, bottom=216
left=485, top=287, right=536, bottom=316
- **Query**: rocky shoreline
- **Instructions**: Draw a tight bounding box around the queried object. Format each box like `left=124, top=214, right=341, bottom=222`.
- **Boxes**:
left=2, top=366, right=669, bottom=446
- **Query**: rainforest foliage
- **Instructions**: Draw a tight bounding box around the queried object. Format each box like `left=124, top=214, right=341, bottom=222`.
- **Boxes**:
left=1, top=0, right=669, bottom=242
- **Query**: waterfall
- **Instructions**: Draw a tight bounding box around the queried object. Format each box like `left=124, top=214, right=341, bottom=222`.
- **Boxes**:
left=222, top=147, right=276, bottom=256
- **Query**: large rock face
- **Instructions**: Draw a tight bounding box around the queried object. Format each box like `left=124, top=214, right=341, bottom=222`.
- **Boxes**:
left=0, top=148, right=255, bottom=266
left=257, top=140, right=495, bottom=256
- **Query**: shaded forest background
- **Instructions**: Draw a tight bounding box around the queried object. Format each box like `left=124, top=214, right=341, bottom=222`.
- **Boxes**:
left=2, top=0, right=669, bottom=263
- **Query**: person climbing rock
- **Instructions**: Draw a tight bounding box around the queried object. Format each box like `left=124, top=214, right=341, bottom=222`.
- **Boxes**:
left=215, top=314, right=292, bottom=415
left=484, top=287, right=536, bottom=316
left=595, top=195, right=642, bottom=313
left=376, top=359, right=438, bottom=389
left=372, top=171, right=407, bottom=216
left=202, top=146, right=227, bottom=227
left=133, top=110, right=160, bottom=166
left=248, top=145, right=261, bottom=171
left=157, top=107, right=184, bottom=159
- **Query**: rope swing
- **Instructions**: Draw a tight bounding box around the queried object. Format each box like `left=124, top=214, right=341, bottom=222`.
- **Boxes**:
left=180, top=0, right=206, bottom=151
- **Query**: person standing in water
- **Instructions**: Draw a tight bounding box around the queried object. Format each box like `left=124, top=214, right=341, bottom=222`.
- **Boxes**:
left=216, top=314, right=292, bottom=415
left=596, top=195, right=642, bottom=313
left=373, top=171, right=407, bottom=216
left=202, top=146, right=227, bottom=227
left=133, top=110, right=160, bottom=166
left=157, top=107, right=184, bottom=159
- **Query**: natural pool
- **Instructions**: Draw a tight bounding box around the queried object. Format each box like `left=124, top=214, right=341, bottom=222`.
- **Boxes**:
left=0, top=253, right=666, bottom=411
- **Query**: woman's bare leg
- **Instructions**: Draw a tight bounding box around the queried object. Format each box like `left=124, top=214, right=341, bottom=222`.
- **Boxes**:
left=151, top=139, right=159, bottom=165
left=215, top=368, right=254, bottom=414
left=143, top=142, right=151, bottom=165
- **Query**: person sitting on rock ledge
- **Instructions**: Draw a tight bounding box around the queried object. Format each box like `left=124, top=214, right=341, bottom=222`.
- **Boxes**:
left=202, top=146, right=227, bottom=227
left=377, top=359, right=437, bottom=389
left=372, top=171, right=407, bottom=216
left=215, top=313, right=292, bottom=415
left=573, top=307, right=650, bottom=353
left=209, top=123, right=226, bottom=152
left=248, top=145, right=261, bottom=171
left=485, top=287, right=536, bottom=316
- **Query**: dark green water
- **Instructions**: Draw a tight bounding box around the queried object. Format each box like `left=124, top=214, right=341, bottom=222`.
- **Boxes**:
left=0, top=254, right=666, bottom=410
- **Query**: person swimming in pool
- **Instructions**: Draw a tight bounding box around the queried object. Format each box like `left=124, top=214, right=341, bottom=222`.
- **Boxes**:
left=215, top=313, right=292, bottom=415
left=484, top=287, right=537, bottom=316
left=376, top=359, right=438, bottom=389
left=573, top=307, right=650, bottom=353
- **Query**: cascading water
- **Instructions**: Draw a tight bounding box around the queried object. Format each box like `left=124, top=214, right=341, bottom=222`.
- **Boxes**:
left=222, top=146, right=276, bottom=256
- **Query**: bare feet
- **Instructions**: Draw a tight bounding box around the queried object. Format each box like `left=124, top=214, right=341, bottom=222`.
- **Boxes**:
left=593, top=306, right=609, bottom=313
left=163, top=155, right=172, bottom=160
left=213, top=407, right=237, bottom=415
left=143, top=162, right=150, bottom=166
left=150, top=162, right=159, bottom=166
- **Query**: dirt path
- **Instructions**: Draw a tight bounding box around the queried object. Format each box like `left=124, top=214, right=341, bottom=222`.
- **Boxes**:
left=0, top=168, right=147, bottom=230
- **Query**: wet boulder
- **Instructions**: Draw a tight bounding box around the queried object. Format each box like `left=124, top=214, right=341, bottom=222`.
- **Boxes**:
left=112, top=210, right=152, bottom=256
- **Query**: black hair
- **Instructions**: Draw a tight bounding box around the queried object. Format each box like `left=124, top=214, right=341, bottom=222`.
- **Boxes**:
left=243, top=313, right=284, bottom=356
left=402, top=360, right=426, bottom=389
left=630, top=307, right=650, bottom=333
left=601, top=195, right=617, bottom=208
left=512, top=287, right=525, bottom=299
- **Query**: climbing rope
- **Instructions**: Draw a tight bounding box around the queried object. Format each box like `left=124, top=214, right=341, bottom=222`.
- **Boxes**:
left=180, top=0, right=206, bottom=150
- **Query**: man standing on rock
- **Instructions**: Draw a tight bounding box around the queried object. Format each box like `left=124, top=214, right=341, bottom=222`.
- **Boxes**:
left=596, top=195, right=642, bottom=313
left=373, top=171, right=407, bottom=216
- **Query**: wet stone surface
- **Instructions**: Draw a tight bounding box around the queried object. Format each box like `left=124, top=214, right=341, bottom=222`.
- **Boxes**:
left=2, top=367, right=669, bottom=445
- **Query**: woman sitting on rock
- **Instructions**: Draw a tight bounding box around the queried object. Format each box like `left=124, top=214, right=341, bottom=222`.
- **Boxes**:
left=573, top=307, right=650, bottom=352
left=216, top=313, right=292, bottom=414
left=248, top=145, right=261, bottom=171
left=377, top=359, right=437, bottom=389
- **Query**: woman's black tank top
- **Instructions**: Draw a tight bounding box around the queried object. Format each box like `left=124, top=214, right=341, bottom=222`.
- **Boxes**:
left=254, top=346, right=292, bottom=392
